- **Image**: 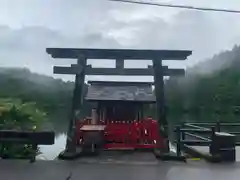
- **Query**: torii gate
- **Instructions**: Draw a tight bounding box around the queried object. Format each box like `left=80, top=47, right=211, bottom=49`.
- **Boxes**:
left=46, top=48, right=192, bottom=156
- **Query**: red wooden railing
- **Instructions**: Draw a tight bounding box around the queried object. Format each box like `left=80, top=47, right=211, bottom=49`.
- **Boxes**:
left=75, top=118, right=165, bottom=150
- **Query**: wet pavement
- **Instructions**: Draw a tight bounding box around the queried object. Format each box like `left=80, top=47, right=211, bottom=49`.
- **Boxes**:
left=0, top=158, right=240, bottom=180
left=2, top=135, right=240, bottom=180
left=24, top=135, right=240, bottom=180
left=76, top=151, right=158, bottom=165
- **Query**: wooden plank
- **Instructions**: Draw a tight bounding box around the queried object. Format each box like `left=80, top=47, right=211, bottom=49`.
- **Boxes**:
left=46, top=48, right=192, bottom=60
left=31, top=131, right=55, bottom=145
left=80, top=125, right=106, bottom=131
left=87, top=81, right=154, bottom=86
left=164, top=68, right=185, bottom=76
left=0, top=130, right=55, bottom=145
left=53, top=65, right=82, bottom=75
left=0, top=138, right=31, bottom=143
left=179, top=140, right=211, bottom=146
left=53, top=65, right=185, bottom=76
left=184, top=132, right=211, bottom=141
left=184, top=123, right=210, bottom=131
left=87, top=68, right=153, bottom=76
left=175, top=128, right=212, bottom=134
left=188, top=122, right=240, bottom=127
left=116, top=59, right=124, bottom=69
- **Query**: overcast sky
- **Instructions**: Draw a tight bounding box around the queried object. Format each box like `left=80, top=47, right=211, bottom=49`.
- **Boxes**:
left=0, top=0, right=240, bottom=81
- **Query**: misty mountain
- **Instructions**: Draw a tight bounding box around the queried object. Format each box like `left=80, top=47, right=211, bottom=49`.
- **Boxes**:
left=166, top=44, right=240, bottom=115
left=187, top=44, right=240, bottom=76
left=0, top=67, right=73, bottom=109
left=168, top=44, right=240, bottom=92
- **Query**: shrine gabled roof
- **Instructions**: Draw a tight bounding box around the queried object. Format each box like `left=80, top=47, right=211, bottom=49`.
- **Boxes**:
left=85, top=81, right=156, bottom=102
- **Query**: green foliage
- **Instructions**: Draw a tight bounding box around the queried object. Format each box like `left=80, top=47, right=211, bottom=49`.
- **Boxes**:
left=0, top=98, right=47, bottom=158
left=0, top=98, right=47, bottom=130
left=0, top=67, right=90, bottom=133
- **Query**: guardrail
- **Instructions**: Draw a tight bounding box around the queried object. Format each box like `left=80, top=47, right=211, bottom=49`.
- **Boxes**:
left=174, top=125, right=215, bottom=156
left=184, top=122, right=240, bottom=145
left=185, top=122, right=240, bottom=135
left=174, top=122, right=240, bottom=157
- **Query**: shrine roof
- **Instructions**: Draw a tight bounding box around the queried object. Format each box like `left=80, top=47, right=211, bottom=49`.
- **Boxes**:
left=85, top=81, right=156, bottom=102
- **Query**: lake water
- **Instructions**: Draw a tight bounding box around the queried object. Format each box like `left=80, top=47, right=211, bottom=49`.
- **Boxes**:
left=38, top=134, right=66, bottom=160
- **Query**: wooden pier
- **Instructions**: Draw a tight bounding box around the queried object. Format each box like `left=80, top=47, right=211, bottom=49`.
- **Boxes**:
left=173, top=122, right=240, bottom=162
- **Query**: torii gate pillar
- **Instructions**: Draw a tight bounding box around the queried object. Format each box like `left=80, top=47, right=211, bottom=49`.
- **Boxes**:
left=65, top=56, right=86, bottom=155
left=153, top=59, right=169, bottom=152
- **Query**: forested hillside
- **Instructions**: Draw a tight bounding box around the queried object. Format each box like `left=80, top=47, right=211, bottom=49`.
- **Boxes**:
left=0, top=68, right=73, bottom=111
left=166, top=44, right=240, bottom=115
left=0, top=68, right=90, bottom=133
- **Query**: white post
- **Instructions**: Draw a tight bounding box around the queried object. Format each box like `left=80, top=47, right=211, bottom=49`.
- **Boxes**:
left=91, top=109, right=98, bottom=125
left=103, top=107, right=106, bottom=121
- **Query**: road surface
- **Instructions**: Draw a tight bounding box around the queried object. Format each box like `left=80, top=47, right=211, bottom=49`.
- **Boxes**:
left=1, top=152, right=240, bottom=180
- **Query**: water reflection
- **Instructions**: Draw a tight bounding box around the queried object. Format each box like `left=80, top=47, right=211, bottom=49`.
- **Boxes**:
left=38, top=134, right=66, bottom=160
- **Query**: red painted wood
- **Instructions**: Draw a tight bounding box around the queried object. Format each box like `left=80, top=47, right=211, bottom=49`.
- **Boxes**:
left=75, top=117, right=165, bottom=150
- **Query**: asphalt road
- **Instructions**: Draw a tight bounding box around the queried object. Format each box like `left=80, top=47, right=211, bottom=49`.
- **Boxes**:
left=1, top=152, right=240, bottom=180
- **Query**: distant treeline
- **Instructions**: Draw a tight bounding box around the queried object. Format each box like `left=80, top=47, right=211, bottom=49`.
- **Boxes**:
left=165, top=45, right=240, bottom=116
left=0, top=68, right=91, bottom=133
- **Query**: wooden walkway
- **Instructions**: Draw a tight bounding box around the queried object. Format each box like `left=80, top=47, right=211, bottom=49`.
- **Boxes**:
left=192, top=146, right=240, bottom=161
left=1, top=153, right=240, bottom=180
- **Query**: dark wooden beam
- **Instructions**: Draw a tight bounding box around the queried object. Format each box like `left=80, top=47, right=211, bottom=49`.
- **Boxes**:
left=0, top=130, right=55, bottom=145
left=88, top=81, right=154, bottom=86
left=53, top=66, right=82, bottom=75
left=46, top=48, right=192, bottom=60
left=86, top=67, right=153, bottom=76
left=116, top=59, right=124, bottom=69
left=153, top=59, right=169, bottom=152
left=165, top=68, right=185, bottom=76
left=53, top=65, right=185, bottom=76
left=65, top=56, right=86, bottom=153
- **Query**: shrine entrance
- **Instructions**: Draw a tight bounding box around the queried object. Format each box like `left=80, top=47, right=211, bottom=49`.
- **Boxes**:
left=46, top=48, right=192, bottom=157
